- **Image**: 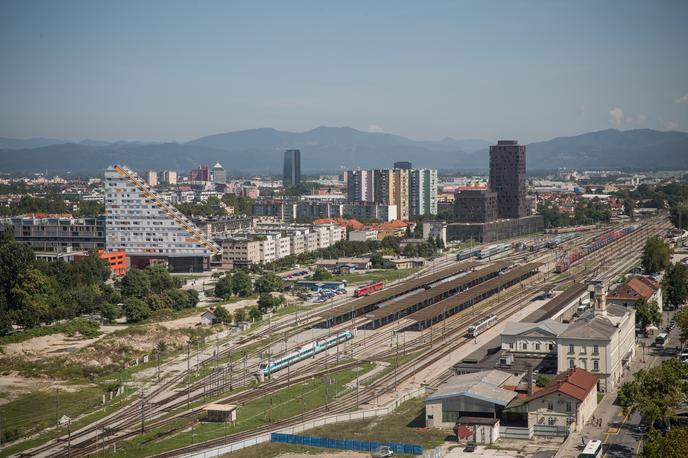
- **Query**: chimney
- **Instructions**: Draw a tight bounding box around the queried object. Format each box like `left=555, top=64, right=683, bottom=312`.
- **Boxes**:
left=526, top=363, right=533, bottom=397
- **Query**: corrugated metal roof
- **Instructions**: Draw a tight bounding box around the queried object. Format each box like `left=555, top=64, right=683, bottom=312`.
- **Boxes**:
left=426, top=370, right=517, bottom=406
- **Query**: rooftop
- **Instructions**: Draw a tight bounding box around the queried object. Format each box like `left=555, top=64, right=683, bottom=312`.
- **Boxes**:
left=517, top=368, right=597, bottom=404
left=559, top=303, right=630, bottom=340
left=426, top=370, right=517, bottom=406
left=501, top=319, right=569, bottom=337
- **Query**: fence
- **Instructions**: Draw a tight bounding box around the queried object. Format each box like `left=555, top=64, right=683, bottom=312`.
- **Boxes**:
left=271, top=433, right=423, bottom=455
left=180, top=386, right=430, bottom=458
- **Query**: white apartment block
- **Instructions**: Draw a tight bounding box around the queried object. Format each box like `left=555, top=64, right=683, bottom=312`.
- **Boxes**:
left=104, top=165, right=220, bottom=272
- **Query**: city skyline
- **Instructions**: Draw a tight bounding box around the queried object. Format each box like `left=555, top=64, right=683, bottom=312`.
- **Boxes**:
left=1, top=1, right=687, bottom=143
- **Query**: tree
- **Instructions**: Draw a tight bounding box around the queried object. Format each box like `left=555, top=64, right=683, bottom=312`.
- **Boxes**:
left=635, top=298, right=662, bottom=331
left=99, top=302, right=121, bottom=322
left=676, top=307, right=688, bottom=345
left=641, top=236, right=671, bottom=274
left=369, top=252, right=385, bottom=269
left=0, top=241, right=35, bottom=307
left=663, top=262, right=688, bottom=309
left=618, top=359, right=688, bottom=431
left=233, top=307, right=247, bottom=323
left=623, top=198, right=636, bottom=219
left=231, top=271, right=253, bottom=297
left=253, top=273, right=283, bottom=293
left=123, top=298, right=151, bottom=322
left=435, top=235, right=445, bottom=250
left=10, top=267, right=54, bottom=327
left=214, top=305, right=232, bottom=324
left=642, top=426, right=688, bottom=457
left=670, top=202, right=688, bottom=230
left=312, top=267, right=333, bottom=281
left=535, top=374, right=551, bottom=388
left=144, top=265, right=178, bottom=293
left=381, top=236, right=400, bottom=253
left=214, top=274, right=233, bottom=299
left=248, top=307, right=262, bottom=321
left=120, top=269, right=151, bottom=298
left=76, top=200, right=105, bottom=217
left=257, top=293, right=281, bottom=312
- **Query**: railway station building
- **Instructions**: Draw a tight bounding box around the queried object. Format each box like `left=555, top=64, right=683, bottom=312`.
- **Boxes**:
left=500, top=320, right=568, bottom=356
left=556, top=285, right=635, bottom=393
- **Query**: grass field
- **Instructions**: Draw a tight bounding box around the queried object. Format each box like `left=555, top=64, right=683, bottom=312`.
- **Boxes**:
left=0, top=385, right=138, bottom=457
left=330, top=268, right=418, bottom=285
left=225, top=398, right=448, bottom=457
left=112, top=363, right=373, bottom=457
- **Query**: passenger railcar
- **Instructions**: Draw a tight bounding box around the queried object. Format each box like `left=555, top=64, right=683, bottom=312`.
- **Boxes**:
left=467, top=314, right=498, bottom=337
left=354, top=281, right=384, bottom=297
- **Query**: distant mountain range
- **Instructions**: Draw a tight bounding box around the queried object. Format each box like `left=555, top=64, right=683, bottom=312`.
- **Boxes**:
left=0, top=127, right=686, bottom=175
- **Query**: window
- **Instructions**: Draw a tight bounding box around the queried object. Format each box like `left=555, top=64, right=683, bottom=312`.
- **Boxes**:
left=535, top=343, right=541, bottom=351
left=593, top=360, right=599, bottom=371
left=566, top=401, right=572, bottom=412
left=549, top=344, right=554, bottom=351
left=593, top=345, right=599, bottom=354
left=509, top=342, right=514, bottom=349
left=522, top=343, right=528, bottom=350
left=547, top=401, right=553, bottom=410
left=548, top=417, right=556, bottom=426
left=569, top=344, right=574, bottom=353
left=569, top=359, right=575, bottom=369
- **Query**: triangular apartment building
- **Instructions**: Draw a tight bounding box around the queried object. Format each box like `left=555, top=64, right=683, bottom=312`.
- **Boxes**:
left=104, top=165, right=221, bottom=272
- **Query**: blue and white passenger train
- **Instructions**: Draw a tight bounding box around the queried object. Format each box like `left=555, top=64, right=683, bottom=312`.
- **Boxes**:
left=257, top=330, right=354, bottom=377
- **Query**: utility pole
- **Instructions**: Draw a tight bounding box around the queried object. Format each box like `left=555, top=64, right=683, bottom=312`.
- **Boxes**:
left=55, top=387, right=59, bottom=427
left=187, top=343, right=191, bottom=409
left=67, top=418, right=72, bottom=458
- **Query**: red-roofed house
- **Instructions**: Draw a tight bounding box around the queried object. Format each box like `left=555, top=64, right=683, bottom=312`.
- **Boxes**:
left=509, top=368, right=598, bottom=435
left=607, top=276, right=662, bottom=311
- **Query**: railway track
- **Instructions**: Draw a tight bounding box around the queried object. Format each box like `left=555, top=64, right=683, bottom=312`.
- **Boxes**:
left=18, top=220, right=663, bottom=457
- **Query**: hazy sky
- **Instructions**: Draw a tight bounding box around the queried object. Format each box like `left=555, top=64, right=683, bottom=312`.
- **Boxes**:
left=1, top=0, right=687, bottom=143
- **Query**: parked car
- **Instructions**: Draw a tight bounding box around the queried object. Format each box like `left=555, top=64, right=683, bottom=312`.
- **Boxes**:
left=464, top=442, right=477, bottom=452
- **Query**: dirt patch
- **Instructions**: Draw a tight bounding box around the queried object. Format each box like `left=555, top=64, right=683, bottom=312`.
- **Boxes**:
left=0, top=371, right=81, bottom=405
left=2, top=325, right=126, bottom=361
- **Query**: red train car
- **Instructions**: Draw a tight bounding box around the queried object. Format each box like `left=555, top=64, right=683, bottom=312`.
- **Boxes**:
left=354, top=281, right=384, bottom=297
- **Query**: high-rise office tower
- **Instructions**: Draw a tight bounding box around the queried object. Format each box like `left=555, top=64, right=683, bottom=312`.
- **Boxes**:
left=212, top=162, right=226, bottom=184
left=283, top=149, right=301, bottom=187
left=145, top=170, right=158, bottom=187
left=393, top=161, right=412, bottom=170
left=489, top=140, right=527, bottom=219
left=346, top=169, right=375, bottom=202
left=105, top=165, right=221, bottom=272
left=409, top=169, right=438, bottom=217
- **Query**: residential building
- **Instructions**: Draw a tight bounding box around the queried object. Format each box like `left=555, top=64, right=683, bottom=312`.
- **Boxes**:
left=509, top=368, right=598, bottom=434
left=161, top=170, right=177, bottom=185
left=343, top=203, right=397, bottom=222
left=74, top=249, right=127, bottom=276
left=252, top=200, right=297, bottom=222
left=145, top=170, right=158, bottom=187
left=454, top=190, right=498, bottom=223
left=607, top=276, right=662, bottom=311
left=189, top=165, right=210, bottom=182
left=104, top=164, right=221, bottom=272
left=283, top=149, right=301, bottom=187
left=212, top=162, right=226, bottom=184
left=373, top=168, right=409, bottom=220
left=501, top=320, right=568, bottom=355
left=348, top=230, right=379, bottom=242
left=409, top=169, right=438, bottom=217
left=2, top=215, right=106, bottom=253
left=346, top=169, right=375, bottom=202
left=556, top=283, right=635, bottom=392
left=219, top=238, right=262, bottom=267
left=489, top=140, right=527, bottom=219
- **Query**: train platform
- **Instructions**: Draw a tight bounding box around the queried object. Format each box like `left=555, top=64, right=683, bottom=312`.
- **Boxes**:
left=404, top=262, right=544, bottom=331
left=526, top=282, right=588, bottom=322
left=362, top=261, right=513, bottom=329
left=314, top=261, right=479, bottom=327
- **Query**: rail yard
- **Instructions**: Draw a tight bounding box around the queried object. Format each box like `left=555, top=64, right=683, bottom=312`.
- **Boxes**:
left=14, top=215, right=671, bottom=458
